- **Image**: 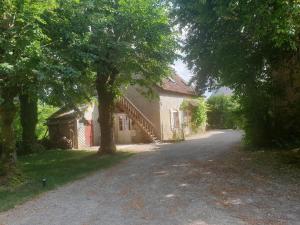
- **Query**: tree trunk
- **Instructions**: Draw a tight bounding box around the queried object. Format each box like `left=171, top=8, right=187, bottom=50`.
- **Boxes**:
left=96, top=77, right=117, bottom=155
left=19, top=94, right=38, bottom=154
left=0, top=92, right=17, bottom=178
left=270, top=54, right=300, bottom=146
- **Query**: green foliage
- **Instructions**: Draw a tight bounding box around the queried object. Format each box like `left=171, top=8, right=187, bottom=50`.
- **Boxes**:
left=0, top=150, right=133, bottom=212
left=42, top=0, right=177, bottom=152
left=12, top=102, right=57, bottom=143
left=36, top=103, right=58, bottom=140
left=0, top=0, right=60, bottom=175
left=181, top=97, right=207, bottom=131
left=173, top=0, right=300, bottom=148
left=192, top=98, right=207, bottom=130
left=0, top=0, right=57, bottom=94
left=207, top=95, right=243, bottom=129
left=13, top=109, right=22, bottom=143
left=42, top=0, right=177, bottom=95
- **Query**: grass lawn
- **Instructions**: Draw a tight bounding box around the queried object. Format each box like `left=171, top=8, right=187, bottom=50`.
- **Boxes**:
left=0, top=150, right=133, bottom=212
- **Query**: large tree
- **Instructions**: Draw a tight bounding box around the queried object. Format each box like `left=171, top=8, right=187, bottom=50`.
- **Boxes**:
left=44, top=0, right=177, bottom=154
left=19, top=92, right=38, bottom=154
left=173, top=0, right=300, bottom=147
left=0, top=0, right=56, bottom=178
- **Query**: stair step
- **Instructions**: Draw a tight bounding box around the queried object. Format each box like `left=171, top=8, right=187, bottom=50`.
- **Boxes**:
left=117, top=96, right=161, bottom=144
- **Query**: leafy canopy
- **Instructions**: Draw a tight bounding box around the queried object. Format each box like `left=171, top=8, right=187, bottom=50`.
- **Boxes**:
left=172, top=0, right=300, bottom=93
left=0, top=0, right=57, bottom=98
left=173, top=0, right=300, bottom=147
left=43, top=0, right=178, bottom=96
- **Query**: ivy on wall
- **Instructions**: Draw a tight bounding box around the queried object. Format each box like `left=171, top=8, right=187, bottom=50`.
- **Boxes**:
left=181, top=98, right=208, bottom=132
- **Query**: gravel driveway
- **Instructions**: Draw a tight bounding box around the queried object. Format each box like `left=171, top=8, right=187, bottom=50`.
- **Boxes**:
left=1, top=130, right=299, bottom=225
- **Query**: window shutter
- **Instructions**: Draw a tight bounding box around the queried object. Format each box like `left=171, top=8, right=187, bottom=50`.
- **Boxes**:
left=179, top=111, right=184, bottom=128
left=170, top=110, right=174, bottom=130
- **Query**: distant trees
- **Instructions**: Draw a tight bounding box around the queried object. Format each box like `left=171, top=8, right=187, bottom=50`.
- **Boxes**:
left=173, top=0, right=300, bottom=148
left=43, top=0, right=177, bottom=154
left=207, top=95, right=242, bottom=129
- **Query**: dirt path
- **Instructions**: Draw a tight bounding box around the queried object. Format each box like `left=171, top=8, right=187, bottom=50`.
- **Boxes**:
left=0, top=130, right=299, bottom=225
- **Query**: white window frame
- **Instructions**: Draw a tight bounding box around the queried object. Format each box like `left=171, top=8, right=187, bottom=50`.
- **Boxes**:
left=170, top=109, right=180, bottom=130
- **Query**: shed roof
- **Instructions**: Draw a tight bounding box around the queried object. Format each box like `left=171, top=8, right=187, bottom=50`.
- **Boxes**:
left=47, top=105, right=87, bottom=123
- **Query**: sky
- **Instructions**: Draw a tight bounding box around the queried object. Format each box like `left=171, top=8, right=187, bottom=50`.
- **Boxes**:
left=173, top=58, right=212, bottom=98
left=172, top=59, right=193, bottom=82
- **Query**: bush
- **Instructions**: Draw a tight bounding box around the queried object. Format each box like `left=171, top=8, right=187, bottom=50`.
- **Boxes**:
left=181, top=97, right=208, bottom=132
left=36, top=103, right=58, bottom=140
left=207, top=95, right=242, bottom=129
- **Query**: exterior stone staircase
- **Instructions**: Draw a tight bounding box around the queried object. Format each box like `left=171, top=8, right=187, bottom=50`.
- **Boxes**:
left=117, top=96, right=161, bottom=144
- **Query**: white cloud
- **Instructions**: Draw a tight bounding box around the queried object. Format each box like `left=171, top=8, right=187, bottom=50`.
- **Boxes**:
left=172, top=59, right=192, bottom=82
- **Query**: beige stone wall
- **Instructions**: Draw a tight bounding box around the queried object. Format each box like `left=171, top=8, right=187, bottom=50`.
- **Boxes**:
left=79, top=101, right=151, bottom=146
left=124, top=86, right=161, bottom=137
left=159, top=92, right=194, bottom=141
left=77, top=119, right=86, bottom=148
left=131, top=124, right=152, bottom=143
left=75, top=88, right=195, bottom=145
left=113, top=113, right=151, bottom=144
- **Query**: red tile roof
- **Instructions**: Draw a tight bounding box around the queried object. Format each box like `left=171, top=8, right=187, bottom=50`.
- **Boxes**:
left=159, top=73, right=196, bottom=96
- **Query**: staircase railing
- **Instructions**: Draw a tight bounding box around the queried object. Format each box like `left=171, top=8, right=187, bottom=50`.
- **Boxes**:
left=117, top=96, right=160, bottom=143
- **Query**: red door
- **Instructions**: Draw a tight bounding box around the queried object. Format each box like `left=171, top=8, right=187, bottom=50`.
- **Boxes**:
left=85, top=121, right=93, bottom=146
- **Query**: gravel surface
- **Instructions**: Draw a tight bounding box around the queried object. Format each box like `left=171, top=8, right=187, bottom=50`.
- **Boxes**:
left=0, top=130, right=299, bottom=225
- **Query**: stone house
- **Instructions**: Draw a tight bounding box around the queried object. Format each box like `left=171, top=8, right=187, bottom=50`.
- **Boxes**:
left=47, top=73, right=198, bottom=149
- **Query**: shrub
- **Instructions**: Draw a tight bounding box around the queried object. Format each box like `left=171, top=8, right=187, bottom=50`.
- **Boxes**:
left=181, top=97, right=208, bottom=132
left=207, top=95, right=242, bottom=129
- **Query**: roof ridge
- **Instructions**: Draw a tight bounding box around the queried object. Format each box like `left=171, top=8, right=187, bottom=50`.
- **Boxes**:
left=160, top=73, right=196, bottom=96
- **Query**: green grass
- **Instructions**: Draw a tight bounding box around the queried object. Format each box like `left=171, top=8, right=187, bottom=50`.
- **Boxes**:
left=0, top=150, right=133, bottom=212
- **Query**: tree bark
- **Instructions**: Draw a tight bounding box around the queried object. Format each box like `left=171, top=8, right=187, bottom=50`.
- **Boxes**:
left=270, top=54, right=300, bottom=145
left=19, top=93, right=38, bottom=154
left=0, top=91, right=17, bottom=178
left=96, top=76, right=117, bottom=155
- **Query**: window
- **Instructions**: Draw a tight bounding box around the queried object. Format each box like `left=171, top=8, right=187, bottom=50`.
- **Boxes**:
left=119, top=117, right=123, bottom=131
left=171, top=110, right=180, bottom=129
left=119, top=115, right=133, bottom=131
left=128, top=116, right=133, bottom=130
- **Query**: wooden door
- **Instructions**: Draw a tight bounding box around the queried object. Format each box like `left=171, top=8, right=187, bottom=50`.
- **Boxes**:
left=115, top=114, right=132, bottom=144
left=85, top=120, right=93, bottom=146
